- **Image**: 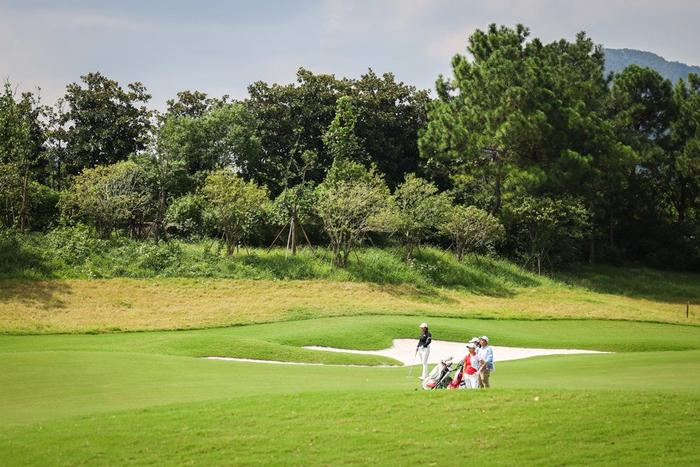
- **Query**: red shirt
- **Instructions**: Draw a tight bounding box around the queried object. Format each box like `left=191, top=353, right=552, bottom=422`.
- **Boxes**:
left=464, top=354, right=477, bottom=375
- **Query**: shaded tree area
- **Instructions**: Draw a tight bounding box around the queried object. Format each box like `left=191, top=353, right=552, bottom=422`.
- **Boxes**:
left=1, top=24, right=699, bottom=272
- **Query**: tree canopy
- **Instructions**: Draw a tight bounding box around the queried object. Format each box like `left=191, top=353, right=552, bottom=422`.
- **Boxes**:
left=1, top=24, right=699, bottom=271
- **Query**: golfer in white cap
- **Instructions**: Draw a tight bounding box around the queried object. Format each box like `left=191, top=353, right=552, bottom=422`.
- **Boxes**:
left=463, top=342, right=480, bottom=389
left=416, top=323, right=432, bottom=380
left=477, top=336, right=494, bottom=388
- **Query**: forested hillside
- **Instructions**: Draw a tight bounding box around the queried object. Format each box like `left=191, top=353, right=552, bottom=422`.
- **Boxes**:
left=2, top=24, right=699, bottom=273
left=604, top=48, right=700, bottom=83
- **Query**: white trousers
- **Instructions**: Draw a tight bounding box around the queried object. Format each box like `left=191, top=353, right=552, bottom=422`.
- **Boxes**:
left=418, top=346, right=430, bottom=379
left=463, top=373, right=479, bottom=389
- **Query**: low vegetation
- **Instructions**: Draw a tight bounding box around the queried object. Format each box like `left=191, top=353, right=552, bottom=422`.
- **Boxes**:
left=2, top=235, right=699, bottom=333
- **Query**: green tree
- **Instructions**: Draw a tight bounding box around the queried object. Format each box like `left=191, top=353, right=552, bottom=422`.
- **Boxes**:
left=440, top=205, right=504, bottom=262
left=164, top=90, right=229, bottom=120
left=667, top=74, right=700, bottom=226
left=504, top=196, right=590, bottom=274
left=60, top=160, right=152, bottom=239
left=608, top=65, right=675, bottom=151
left=246, top=69, right=346, bottom=193
left=59, top=72, right=152, bottom=175
left=131, top=150, right=188, bottom=241
left=393, top=174, right=452, bottom=260
left=201, top=170, right=269, bottom=255
left=322, top=96, right=366, bottom=164
left=165, top=193, right=204, bottom=238
left=246, top=68, right=430, bottom=193
left=419, top=24, right=629, bottom=264
left=0, top=82, right=49, bottom=230
left=269, top=150, right=319, bottom=255
left=158, top=102, right=261, bottom=177
left=315, top=158, right=394, bottom=267
left=349, top=70, right=430, bottom=188
left=606, top=65, right=680, bottom=263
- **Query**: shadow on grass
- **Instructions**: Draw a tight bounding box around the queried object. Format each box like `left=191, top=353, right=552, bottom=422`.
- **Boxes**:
left=0, top=234, right=56, bottom=280
left=231, top=249, right=335, bottom=280
left=0, top=279, right=71, bottom=309
left=0, top=234, right=70, bottom=308
left=558, top=264, right=700, bottom=304
left=412, top=249, right=529, bottom=297
left=215, top=247, right=544, bottom=298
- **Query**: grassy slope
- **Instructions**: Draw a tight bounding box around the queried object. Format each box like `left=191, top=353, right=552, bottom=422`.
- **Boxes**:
left=1, top=247, right=699, bottom=333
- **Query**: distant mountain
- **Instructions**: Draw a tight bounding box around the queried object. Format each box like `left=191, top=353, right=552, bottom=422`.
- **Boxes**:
left=604, top=48, right=700, bottom=83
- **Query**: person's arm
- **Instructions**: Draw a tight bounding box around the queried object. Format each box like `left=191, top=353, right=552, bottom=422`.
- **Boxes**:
left=485, top=347, right=494, bottom=367
left=425, top=332, right=432, bottom=346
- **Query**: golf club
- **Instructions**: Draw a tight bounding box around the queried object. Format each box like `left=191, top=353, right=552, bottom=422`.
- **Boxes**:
left=406, top=349, right=418, bottom=378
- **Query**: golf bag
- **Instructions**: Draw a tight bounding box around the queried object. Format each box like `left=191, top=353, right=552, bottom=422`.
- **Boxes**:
left=421, top=358, right=460, bottom=390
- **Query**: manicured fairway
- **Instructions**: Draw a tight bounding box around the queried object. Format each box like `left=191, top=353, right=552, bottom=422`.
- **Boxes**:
left=1, top=316, right=699, bottom=465
left=2, top=316, right=699, bottom=364
left=2, top=389, right=698, bottom=466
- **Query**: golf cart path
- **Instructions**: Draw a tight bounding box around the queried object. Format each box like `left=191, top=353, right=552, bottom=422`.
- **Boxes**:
left=205, top=339, right=607, bottom=366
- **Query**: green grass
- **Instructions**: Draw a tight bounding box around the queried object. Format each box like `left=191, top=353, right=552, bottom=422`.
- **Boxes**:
left=6, top=230, right=699, bottom=304
left=2, top=389, right=698, bottom=466
left=2, top=229, right=552, bottom=293
left=1, top=317, right=699, bottom=465
left=1, top=347, right=698, bottom=426
left=2, top=317, right=700, bottom=364
left=0, top=348, right=698, bottom=464
left=561, top=264, right=700, bottom=303
left=2, top=230, right=700, bottom=465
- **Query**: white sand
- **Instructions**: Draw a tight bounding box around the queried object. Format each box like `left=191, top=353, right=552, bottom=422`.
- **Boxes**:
left=205, top=356, right=395, bottom=367
left=305, top=339, right=607, bottom=365
left=206, top=339, right=606, bottom=366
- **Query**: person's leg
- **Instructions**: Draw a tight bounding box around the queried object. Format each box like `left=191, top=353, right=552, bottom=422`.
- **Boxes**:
left=481, top=369, right=490, bottom=388
left=461, top=374, right=470, bottom=389
left=420, top=347, right=430, bottom=379
left=467, top=373, right=478, bottom=389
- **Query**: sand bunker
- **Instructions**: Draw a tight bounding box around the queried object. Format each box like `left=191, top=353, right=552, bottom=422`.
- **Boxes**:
left=305, top=339, right=607, bottom=365
left=206, top=339, right=606, bottom=366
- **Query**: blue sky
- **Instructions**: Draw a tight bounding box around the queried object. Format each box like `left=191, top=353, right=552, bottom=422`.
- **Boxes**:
left=2, top=0, right=698, bottom=108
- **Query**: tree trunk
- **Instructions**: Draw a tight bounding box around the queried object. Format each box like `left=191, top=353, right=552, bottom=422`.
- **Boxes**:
left=492, top=168, right=502, bottom=215
left=537, top=255, right=541, bottom=275
left=677, top=181, right=687, bottom=224
left=405, top=238, right=414, bottom=262
left=332, top=242, right=341, bottom=267
left=19, top=169, right=29, bottom=232
left=156, top=186, right=166, bottom=242
left=225, top=232, right=234, bottom=255
left=291, top=212, right=297, bottom=256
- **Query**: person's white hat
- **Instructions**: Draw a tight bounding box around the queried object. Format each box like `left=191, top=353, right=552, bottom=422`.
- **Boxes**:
left=469, top=337, right=480, bottom=344
left=419, top=322, right=428, bottom=328
left=480, top=335, right=489, bottom=342
left=466, top=343, right=476, bottom=349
